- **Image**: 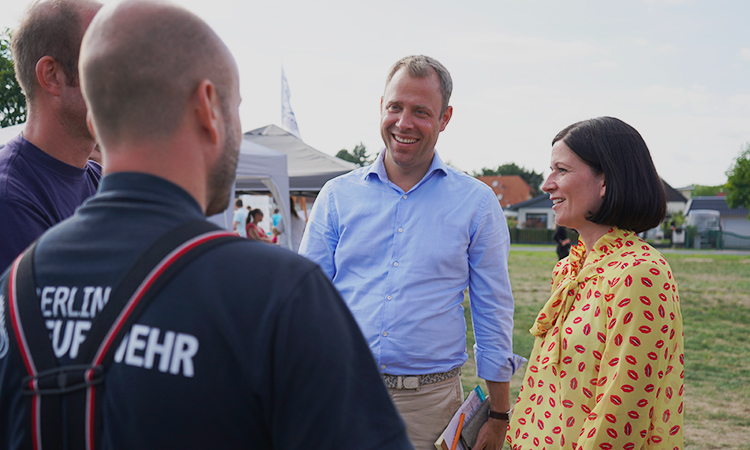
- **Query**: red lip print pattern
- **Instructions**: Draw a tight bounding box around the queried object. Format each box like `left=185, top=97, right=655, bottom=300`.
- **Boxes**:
left=508, top=228, right=684, bottom=450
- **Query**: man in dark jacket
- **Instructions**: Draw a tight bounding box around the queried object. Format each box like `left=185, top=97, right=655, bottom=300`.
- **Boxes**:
left=0, top=2, right=411, bottom=449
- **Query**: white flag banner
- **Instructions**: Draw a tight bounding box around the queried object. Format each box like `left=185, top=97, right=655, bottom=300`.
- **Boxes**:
left=281, top=68, right=302, bottom=140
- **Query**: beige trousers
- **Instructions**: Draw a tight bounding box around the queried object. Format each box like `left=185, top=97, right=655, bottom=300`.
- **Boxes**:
left=388, top=375, right=464, bottom=450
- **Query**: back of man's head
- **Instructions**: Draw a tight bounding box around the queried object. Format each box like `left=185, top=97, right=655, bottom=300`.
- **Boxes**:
left=12, top=0, right=102, bottom=102
left=79, top=0, right=235, bottom=146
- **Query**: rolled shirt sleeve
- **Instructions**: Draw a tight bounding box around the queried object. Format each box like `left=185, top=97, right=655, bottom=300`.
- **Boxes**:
left=469, top=189, right=527, bottom=382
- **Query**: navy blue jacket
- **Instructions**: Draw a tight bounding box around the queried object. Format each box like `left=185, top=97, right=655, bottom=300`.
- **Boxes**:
left=0, top=173, right=411, bottom=450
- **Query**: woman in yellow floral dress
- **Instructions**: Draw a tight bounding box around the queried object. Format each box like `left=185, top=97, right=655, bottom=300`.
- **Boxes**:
left=507, top=117, right=684, bottom=450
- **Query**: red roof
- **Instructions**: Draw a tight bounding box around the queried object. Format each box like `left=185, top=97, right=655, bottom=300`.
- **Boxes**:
left=476, top=175, right=535, bottom=208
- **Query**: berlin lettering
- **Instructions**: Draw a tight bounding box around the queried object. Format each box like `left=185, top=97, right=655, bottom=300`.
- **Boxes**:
left=38, top=286, right=198, bottom=378
left=40, top=285, right=112, bottom=319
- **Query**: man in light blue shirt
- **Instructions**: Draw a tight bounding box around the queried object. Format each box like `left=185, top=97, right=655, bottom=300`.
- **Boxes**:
left=233, top=197, right=249, bottom=237
left=299, top=55, right=524, bottom=449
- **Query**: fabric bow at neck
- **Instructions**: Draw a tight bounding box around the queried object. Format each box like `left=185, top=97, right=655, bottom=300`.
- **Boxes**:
left=530, top=240, right=597, bottom=368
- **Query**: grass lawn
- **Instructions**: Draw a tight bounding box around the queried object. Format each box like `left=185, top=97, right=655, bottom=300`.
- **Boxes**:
left=461, top=246, right=750, bottom=449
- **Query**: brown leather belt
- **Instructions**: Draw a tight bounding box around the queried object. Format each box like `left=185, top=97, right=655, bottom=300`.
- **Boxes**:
left=382, top=367, right=460, bottom=390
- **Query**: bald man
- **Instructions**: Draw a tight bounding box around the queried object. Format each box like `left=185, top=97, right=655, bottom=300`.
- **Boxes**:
left=0, top=0, right=103, bottom=271
left=0, top=1, right=411, bottom=449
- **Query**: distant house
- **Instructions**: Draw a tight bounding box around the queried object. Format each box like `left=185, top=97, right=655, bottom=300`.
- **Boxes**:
left=476, top=175, right=535, bottom=209
left=505, top=179, right=687, bottom=233
left=663, top=180, right=688, bottom=215
left=675, top=185, right=694, bottom=201
left=505, top=194, right=555, bottom=229
left=686, top=196, right=750, bottom=236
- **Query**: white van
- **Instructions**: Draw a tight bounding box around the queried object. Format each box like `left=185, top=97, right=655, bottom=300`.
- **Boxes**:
left=686, top=209, right=721, bottom=232
left=686, top=209, right=721, bottom=248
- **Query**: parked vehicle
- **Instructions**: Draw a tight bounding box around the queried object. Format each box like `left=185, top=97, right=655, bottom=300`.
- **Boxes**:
left=686, top=209, right=721, bottom=247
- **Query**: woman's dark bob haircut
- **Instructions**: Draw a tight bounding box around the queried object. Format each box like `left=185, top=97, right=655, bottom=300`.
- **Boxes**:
left=553, top=117, right=666, bottom=233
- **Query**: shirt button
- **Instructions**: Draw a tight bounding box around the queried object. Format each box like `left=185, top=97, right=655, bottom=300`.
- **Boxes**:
left=393, top=262, right=398, bottom=267
left=387, top=295, right=392, bottom=300
left=383, top=331, right=388, bottom=336
left=402, top=194, right=408, bottom=199
left=398, top=228, right=403, bottom=232
left=381, top=365, right=386, bottom=370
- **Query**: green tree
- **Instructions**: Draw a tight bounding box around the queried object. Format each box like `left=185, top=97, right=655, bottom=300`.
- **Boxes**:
left=0, top=28, right=26, bottom=127
left=336, top=142, right=371, bottom=167
left=692, top=184, right=725, bottom=197
left=725, top=144, right=750, bottom=218
left=473, top=163, right=545, bottom=196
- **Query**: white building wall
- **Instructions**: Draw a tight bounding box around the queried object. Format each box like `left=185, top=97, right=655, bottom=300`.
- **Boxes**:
left=666, top=201, right=686, bottom=215
left=518, top=208, right=556, bottom=230
left=722, top=217, right=750, bottom=236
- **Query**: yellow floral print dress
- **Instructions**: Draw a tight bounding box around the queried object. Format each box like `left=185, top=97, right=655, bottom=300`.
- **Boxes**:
left=507, top=228, right=684, bottom=450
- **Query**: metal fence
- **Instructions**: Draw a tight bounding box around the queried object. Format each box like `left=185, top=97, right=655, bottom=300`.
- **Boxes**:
left=510, top=228, right=750, bottom=250
left=683, top=229, right=750, bottom=250
left=508, top=228, right=579, bottom=245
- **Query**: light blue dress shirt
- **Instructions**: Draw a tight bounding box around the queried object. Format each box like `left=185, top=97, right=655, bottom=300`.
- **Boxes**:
left=299, top=151, right=525, bottom=382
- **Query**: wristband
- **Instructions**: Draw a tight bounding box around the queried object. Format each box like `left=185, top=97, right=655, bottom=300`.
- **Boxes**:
left=488, top=409, right=512, bottom=421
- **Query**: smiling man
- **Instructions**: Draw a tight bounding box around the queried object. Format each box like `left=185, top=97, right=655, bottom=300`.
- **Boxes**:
left=300, top=55, right=525, bottom=449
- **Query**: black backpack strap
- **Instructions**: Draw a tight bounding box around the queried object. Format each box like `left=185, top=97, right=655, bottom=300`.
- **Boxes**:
left=4, top=240, right=63, bottom=450
left=6, top=220, right=242, bottom=450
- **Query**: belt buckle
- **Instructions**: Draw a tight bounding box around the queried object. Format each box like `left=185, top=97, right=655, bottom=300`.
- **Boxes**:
left=401, top=376, right=420, bottom=389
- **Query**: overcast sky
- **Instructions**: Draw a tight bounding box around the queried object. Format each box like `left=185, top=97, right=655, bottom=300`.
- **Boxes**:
left=3, top=0, right=749, bottom=188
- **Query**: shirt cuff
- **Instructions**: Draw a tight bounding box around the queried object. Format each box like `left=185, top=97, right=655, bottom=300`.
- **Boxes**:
left=474, top=346, right=527, bottom=382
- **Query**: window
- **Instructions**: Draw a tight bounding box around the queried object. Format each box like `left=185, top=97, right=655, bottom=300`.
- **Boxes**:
left=524, top=213, right=548, bottom=229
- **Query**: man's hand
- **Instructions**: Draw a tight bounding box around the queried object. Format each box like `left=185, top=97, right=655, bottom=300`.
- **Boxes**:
left=473, top=380, right=511, bottom=450
left=472, top=416, right=507, bottom=450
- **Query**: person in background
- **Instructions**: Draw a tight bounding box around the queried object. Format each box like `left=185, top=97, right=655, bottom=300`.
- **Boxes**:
left=553, top=224, right=572, bottom=260
left=507, top=117, right=683, bottom=449
left=272, top=207, right=282, bottom=228
left=0, top=0, right=103, bottom=271
left=233, top=197, right=249, bottom=237
left=0, top=1, right=412, bottom=448
left=300, top=55, right=524, bottom=449
left=246, top=208, right=273, bottom=243
left=274, top=198, right=306, bottom=253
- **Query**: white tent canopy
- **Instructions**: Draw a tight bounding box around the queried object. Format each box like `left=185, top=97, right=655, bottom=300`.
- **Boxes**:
left=244, top=124, right=357, bottom=192
left=208, top=139, right=292, bottom=250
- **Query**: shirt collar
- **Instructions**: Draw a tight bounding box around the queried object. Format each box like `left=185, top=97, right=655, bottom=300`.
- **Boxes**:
left=364, top=148, right=449, bottom=191
left=12, top=133, right=90, bottom=180
left=567, top=227, right=634, bottom=280
left=97, top=172, right=205, bottom=219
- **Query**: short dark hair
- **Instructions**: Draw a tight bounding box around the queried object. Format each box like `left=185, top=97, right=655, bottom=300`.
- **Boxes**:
left=385, top=55, right=452, bottom=114
left=235, top=198, right=243, bottom=208
left=553, top=117, right=666, bottom=233
left=12, top=0, right=100, bottom=101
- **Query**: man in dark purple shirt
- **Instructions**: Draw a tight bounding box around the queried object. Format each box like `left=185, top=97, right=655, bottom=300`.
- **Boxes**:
left=0, top=0, right=103, bottom=271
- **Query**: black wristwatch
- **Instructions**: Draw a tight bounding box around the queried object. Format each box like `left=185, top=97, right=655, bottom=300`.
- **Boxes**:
left=488, top=409, right=512, bottom=422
